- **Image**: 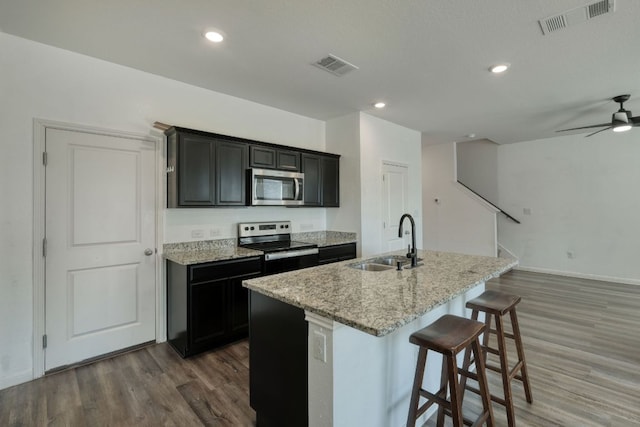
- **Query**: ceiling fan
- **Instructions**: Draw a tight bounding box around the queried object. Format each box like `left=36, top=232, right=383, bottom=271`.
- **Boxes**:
left=557, top=94, right=640, bottom=137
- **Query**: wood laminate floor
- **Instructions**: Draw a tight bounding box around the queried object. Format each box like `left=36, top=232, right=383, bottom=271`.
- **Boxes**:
left=1, top=270, right=639, bottom=426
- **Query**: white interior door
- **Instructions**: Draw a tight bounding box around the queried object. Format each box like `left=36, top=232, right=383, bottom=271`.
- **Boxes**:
left=45, top=128, right=156, bottom=370
left=382, top=162, right=409, bottom=252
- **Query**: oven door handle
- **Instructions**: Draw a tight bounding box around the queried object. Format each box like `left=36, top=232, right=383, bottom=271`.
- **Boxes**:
left=264, top=248, right=319, bottom=261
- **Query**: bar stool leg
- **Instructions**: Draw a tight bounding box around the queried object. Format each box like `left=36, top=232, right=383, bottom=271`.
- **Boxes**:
left=472, top=337, right=494, bottom=427
left=436, top=355, right=448, bottom=426
left=460, top=309, right=481, bottom=397
left=510, top=308, right=533, bottom=403
left=495, top=313, right=516, bottom=427
left=407, top=348, right=428, bottom=427
left=447, top=354, right=463, bottom=427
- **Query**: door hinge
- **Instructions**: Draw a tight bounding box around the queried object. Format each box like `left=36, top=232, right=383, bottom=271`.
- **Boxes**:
left=42, top=152, right=48, bottom=166
left=42, top=238, right=47, bottom=257
left=42, top=334, right=48, bottom=349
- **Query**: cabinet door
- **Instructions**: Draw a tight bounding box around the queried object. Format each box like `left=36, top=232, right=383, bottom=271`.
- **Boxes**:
left=190, top=279, right=227, bottom=348
left=276, top=150, right=301, bottom=171
left=216, top=140, right=248, bottom=205
left=301, top=154, right=321, bottom=206
left=229, top=271, right=261, bottom=335
left=321, top=156, right=340, bottom=207
left=178, top=134, right=216, bottom=206
left=250, top=145, right=276, bottom=169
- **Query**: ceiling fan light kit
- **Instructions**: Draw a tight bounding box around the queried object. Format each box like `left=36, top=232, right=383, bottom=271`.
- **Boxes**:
left=556, top=94, right=639, bottom=137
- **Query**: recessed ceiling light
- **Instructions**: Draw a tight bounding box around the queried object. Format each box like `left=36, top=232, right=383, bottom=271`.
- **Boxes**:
left=374, top=102, right=386, bottom=109
left=204, top=31, right=224, bottom=43
left=490, top=63, right=510, bottom=73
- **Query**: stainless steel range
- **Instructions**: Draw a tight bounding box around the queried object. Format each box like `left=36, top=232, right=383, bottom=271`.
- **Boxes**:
left=238, top=221, right=319, bottom=275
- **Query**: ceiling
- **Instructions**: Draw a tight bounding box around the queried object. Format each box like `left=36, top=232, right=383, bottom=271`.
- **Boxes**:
left=1, top=0, right=640, bottom=144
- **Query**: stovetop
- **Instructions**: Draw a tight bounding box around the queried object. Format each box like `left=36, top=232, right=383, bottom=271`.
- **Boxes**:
left=237, top=221, right=317, bottom=253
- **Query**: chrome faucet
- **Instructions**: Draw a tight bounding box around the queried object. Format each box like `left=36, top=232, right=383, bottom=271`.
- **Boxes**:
left=398, top=213, right=418, bottom=267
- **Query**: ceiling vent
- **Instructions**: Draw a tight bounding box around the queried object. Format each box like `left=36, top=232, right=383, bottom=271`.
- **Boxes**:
left=312, top=54, right=358, bottom=76
left=539, top=0, right=614, bottom=35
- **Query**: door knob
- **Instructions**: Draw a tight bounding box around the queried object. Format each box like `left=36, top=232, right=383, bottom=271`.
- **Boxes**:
left=144, top=248, right=154, bottom=256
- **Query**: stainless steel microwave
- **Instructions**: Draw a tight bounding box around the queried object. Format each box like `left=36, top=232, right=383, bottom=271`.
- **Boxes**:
left=250, top=168, right=304, bottom=206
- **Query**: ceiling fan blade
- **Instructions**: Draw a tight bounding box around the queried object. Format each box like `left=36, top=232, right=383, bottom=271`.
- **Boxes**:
left=630, top=116, right=640, bottom=126
left=585, top=126, right=612, bottom=137
left=556, top=123, right=611, bottom=132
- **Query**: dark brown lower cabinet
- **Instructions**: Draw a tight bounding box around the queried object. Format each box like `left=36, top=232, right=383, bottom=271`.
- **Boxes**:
left=318, top=242, right=356, bottom=265
left=167, top=256, right=262, bottom=357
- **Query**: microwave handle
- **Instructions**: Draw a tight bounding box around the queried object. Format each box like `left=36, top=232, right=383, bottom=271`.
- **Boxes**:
left=294, top=178, right=301, bottom=201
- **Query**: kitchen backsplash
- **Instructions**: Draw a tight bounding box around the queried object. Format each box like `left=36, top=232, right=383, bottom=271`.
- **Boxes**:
left=164, top=206, right=327, bottom=243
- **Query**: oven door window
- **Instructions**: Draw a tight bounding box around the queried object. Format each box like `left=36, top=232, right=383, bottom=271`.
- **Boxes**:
left=255, top=176, right=297, bottom=201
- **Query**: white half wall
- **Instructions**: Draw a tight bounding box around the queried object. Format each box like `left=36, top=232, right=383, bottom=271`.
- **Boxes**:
left=497, top=132, right=640, bottom=284
left=359, top=114, right=423, bottom=257
left=0, top=32, right=325, bottom=389
left=422, top=141, right=498, bottom=257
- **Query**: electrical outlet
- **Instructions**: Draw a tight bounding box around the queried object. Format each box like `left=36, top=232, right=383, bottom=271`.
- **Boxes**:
left=191, top=229, right=205, bottom=238
left=210, top=228, right=222, bottom=237
left=313, top=331, right=327, bottom=362
left=567, top=251, right=574, bottom=259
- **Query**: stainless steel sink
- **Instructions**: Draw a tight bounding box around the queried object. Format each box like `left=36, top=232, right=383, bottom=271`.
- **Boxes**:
left=348, top=256, right=424, bottom=271
left=349, top=263, right=395, bottom=271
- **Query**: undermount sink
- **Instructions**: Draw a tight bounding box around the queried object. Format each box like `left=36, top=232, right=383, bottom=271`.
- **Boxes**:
left=348, top=256, right=424, bottom=271
left=350, top=263, right=395, bottom=271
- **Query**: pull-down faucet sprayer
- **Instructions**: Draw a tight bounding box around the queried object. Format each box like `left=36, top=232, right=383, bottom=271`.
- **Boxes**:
left=398, top=213, right=418, bottom=267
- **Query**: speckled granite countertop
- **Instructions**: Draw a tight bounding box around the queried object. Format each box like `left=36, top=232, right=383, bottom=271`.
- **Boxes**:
left=164, top=239, right=262, bottom=265
left=243, top=250, right=517, bottom=337
left=163, top=231, right=357, bottom=265
left=292, top=231, right=357, bottom=247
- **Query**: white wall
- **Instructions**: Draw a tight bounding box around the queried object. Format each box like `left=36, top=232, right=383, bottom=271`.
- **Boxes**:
left=360, top=113, right=423, bottom=257
left=422, top=141, right=498, bottom=257
left=0, top=32, right=326, bottom=389
left=456, top=138, right=499, bottom=203
left=497, top=133, right=640, bottom=284
left=325, top=113, right=361, bottom=253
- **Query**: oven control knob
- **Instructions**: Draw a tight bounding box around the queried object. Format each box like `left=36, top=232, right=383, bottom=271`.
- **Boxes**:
left=280, top=225, right=284, bottom=228
left=285, top=225, right=289, bottom=228
left=244, top=227, right=249, bottom=231
left=250, top=226, right=255, bottom=230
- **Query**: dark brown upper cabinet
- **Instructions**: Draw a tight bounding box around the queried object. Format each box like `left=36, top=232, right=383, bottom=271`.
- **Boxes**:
left=250, top=145, right=301, bottom=171
left=301, top=153, right=340, bottom=207
left=167, top=128, right=248, bottom=208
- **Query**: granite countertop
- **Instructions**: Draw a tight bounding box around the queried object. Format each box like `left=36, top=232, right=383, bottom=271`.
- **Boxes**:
left=163, top=239, right=263, bottom=265
left=291, top=231, right=357, bottom=247
left=163, top=231, right=357, bottom=265
left=243, top=250, right=518, bottom=337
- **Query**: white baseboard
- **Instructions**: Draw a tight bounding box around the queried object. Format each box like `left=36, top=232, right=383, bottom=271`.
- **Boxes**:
left=0, top=370, right=33, bottom=391
left=515, top=265, right=640, bottom=286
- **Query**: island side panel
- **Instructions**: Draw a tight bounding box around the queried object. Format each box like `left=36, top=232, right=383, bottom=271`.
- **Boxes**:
left=249, top=290, right=308, bottom=427
left=307, top=282, right=485, bottom=427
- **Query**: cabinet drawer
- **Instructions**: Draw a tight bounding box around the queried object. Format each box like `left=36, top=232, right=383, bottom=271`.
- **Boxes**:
left=318, top=243, right=356, bottom=265
left=189, top=257, right=262, bottom=283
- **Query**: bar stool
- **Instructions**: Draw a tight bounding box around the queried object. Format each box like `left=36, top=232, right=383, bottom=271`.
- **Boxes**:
left=407, top=314, right=494, bottom=427
left=461, top=290, right=533, bottom=427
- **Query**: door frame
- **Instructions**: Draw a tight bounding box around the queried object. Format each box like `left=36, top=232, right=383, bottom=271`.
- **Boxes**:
left=381, top=160, right=410, bottom=251
left=32, top=118, right=164, bottom=378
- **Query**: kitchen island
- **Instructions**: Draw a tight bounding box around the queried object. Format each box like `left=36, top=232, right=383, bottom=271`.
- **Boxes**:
left=244, top=249, right=517, bottom=427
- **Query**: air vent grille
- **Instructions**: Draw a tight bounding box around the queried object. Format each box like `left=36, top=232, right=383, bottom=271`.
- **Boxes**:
left=588, top=0, right=610, bottom=18
left=539, top=0, right=614, bottom=35
left=312, top=54, right=358, bottom=76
